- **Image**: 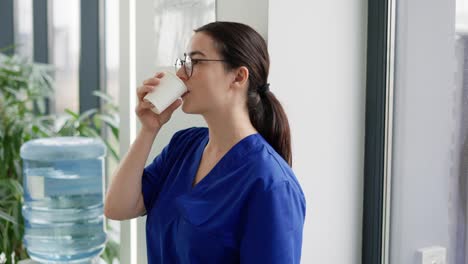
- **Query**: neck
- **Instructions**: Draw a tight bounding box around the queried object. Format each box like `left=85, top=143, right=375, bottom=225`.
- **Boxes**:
left=202, top=107, right=257, bottom=155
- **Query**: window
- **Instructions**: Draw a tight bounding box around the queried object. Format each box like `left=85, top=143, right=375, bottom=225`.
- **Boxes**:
left=457, top=0, right=468, bottom=32
left=50, top=0, right=80, bottom=114
left=14, top=0, right=33, bottom=58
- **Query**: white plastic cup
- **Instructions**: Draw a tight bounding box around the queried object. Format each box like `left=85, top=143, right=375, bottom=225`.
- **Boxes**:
left=143, top=71, right=187, bottom=114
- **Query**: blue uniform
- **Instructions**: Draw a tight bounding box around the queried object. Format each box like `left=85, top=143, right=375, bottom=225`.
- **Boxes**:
left=142, top=127, right=306, bottom=263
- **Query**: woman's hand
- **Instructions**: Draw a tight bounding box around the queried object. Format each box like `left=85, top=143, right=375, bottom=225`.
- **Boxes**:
left=135, top=72, right=183, bottom=133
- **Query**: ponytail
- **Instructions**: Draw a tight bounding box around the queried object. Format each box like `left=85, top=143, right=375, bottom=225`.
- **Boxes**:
left=248, top=88, right=292, bottom=166
left=195, top=22, right=293, bottom=167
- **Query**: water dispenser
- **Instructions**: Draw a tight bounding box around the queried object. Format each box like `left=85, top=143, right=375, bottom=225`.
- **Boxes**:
left=20, top=137, right=107, bottom=264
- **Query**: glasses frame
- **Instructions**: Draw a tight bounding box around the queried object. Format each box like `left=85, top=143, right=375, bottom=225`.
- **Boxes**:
left=175, top=53, right=228, bottom=79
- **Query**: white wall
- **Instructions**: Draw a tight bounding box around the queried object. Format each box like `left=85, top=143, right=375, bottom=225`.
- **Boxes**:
left=390, top=0, right=457, bottom=263
left=268, top=1, right=368, bottom=263
left=216, top=0, right=268, bottom=40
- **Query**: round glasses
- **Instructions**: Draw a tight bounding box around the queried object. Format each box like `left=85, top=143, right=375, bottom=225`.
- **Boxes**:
left=175, top=53, right=227, bottom=79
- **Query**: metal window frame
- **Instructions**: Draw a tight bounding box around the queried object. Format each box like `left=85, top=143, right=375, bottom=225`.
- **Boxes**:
left=361, top=0, right=396, bottom=263
left=33, top=0, right=49, bottom=65
left=0, top=0, right=15, bottom=54
left=32, top=0, right=52, bottom=114
left=79, top=0, right=106, bottom=113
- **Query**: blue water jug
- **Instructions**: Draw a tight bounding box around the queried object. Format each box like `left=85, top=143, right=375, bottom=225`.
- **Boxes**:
left=20, top=137, right=107, bottom=264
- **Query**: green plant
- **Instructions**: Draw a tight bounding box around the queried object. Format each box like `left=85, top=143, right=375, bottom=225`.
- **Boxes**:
left=0, top=52, right=120, bottom=264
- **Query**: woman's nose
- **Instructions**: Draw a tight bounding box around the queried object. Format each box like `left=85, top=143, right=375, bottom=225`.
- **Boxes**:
left=176, top=68, right=188, bottom=81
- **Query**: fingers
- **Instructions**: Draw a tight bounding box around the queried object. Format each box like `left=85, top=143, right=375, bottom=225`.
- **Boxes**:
left=143, top=76, right=162, bottom=86
left=155, top=72, right=165, bottom=78
left=137, top=73, right=164, bottom=101
left=137, top=85, right=157, bottom=102
left=135, top=100, right=156, bottom=117
left=160, top=99, right=182, bottom=116
left=140, top=100, right=154, bottom=110
left=142, top=72, right=165, bottom=86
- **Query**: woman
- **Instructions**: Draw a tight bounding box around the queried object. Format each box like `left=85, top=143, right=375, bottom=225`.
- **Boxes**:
left=104, top=21, right=306, bottom=263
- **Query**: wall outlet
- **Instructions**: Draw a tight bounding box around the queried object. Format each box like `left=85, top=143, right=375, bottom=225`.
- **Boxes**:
left=417, top=246, right=446, bottom=264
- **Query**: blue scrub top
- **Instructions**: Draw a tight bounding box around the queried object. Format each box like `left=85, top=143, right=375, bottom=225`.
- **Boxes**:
left=142, top=127, right=306, bottom=264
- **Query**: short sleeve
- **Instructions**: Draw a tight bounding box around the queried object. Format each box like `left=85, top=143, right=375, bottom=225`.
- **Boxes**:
left=141, top=145, right=169, bottom=213
left=240, top=181, right=306, bottom=264
left=141, top=130, right=183, bottom=213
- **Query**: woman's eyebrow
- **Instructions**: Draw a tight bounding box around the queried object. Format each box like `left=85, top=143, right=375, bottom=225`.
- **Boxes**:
left=188, top=51, right=206, bottom=57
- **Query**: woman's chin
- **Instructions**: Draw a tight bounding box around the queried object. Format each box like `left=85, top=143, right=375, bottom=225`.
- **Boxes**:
left=181, top=102, right=193, bottom=114
left=181, top=99, right=203, bottom=115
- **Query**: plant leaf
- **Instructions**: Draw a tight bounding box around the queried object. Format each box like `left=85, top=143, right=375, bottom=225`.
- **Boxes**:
left=102, top=139, right=119, bottom=162
left=64, top=108, right=79, bottom=120
left=93, top=90, right=114, bottom=104
left=0, top=210, right=17, bottom=225
left=78, top=108, right=98, bottom=123
left=95, top=114, right=119, bottom=139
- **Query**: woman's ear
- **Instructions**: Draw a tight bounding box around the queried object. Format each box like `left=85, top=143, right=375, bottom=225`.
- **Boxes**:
left=232, top=66, right=249, bottom=89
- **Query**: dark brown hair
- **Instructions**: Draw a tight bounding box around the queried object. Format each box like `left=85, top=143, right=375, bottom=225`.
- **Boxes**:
left=195, top=21, right=292, bottom=167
